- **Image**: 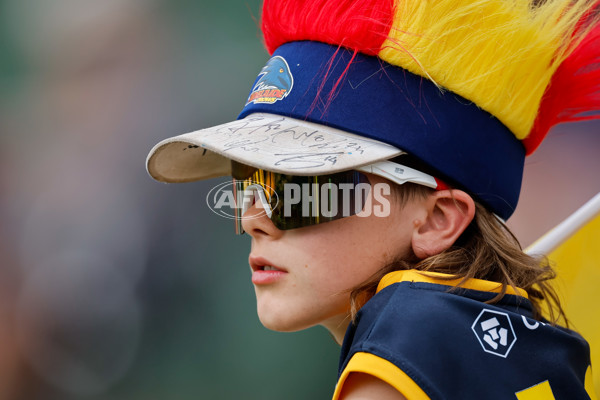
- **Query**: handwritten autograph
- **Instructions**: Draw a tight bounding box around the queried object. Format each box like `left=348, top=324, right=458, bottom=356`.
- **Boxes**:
left=201, top=114, right=384, bottom=169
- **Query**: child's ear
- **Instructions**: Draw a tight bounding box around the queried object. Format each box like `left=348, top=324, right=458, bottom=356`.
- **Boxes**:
left=411, top=190, right=475, bottom=259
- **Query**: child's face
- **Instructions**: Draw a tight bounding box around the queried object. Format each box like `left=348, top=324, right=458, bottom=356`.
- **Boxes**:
left=242, top=175, right=425, bottom=343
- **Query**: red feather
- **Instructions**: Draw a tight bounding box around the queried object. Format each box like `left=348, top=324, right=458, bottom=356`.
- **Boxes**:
left=261, top=0, right=394, bottom=56
left=526, top=8, right=600, bottom=155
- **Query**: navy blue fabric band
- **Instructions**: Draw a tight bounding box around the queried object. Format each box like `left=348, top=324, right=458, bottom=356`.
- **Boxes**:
left=238, top=41, right=525, bottom=219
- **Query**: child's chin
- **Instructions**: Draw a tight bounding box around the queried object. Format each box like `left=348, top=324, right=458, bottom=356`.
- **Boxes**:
left=257, top=314, right=312, bottom=333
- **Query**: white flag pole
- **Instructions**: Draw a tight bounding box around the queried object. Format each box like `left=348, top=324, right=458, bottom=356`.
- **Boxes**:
left=525, top=192, right=600, bottom=256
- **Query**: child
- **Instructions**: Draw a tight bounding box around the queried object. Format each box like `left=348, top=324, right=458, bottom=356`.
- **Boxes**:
left=146, top=0, right=600, bottom=398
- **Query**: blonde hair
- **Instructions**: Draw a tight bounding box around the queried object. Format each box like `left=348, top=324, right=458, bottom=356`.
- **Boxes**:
left=349, top=184, right=566, bottom=325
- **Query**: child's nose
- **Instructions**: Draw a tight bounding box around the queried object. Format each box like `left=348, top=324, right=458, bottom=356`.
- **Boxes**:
left=241, top=201, right=283, bottom=239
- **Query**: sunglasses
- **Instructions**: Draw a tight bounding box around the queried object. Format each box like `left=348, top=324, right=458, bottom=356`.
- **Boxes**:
left=231, top=159, right=445, bottom=234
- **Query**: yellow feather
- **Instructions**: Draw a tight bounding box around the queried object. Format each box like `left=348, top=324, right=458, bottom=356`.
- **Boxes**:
left=379, top=0, right=598, bottom=139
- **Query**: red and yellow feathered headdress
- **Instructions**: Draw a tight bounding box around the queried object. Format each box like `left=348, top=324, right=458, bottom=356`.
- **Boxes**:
left=263, top=0, right=600, bottom=155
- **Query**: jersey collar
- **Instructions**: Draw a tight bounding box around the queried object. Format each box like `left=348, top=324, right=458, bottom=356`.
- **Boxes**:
left=377, top=269, right=528, bottom=299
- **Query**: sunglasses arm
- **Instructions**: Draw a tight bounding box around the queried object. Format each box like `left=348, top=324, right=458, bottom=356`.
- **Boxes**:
left=356, top=161, right=438, bottom=189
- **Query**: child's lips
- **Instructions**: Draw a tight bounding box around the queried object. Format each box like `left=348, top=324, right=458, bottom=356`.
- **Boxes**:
left=249, top=255, right=288, bottom=285
left=249, top=255, right=287, bottom=272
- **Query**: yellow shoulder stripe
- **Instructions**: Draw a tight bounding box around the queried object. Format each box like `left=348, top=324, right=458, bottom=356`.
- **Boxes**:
left=332, top=352, right=430, bottom=400
left=377, top=270, right=528, bottom=299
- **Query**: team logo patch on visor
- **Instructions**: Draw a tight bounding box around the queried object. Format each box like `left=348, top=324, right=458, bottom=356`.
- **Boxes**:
left=246, top=56, right=293, bottom=105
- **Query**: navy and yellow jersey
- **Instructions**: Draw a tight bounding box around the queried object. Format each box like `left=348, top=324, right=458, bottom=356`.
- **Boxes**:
left=333, top=270, right=597, bottom=400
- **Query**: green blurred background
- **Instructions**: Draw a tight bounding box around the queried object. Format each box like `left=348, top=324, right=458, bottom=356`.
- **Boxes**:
left=0, top=1, right=340, bottom=399
left=0, top=1, right=597, bottom=399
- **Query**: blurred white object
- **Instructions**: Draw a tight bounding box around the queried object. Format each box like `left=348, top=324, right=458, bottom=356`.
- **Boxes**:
left=526, top=192, right=600, bottom=256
